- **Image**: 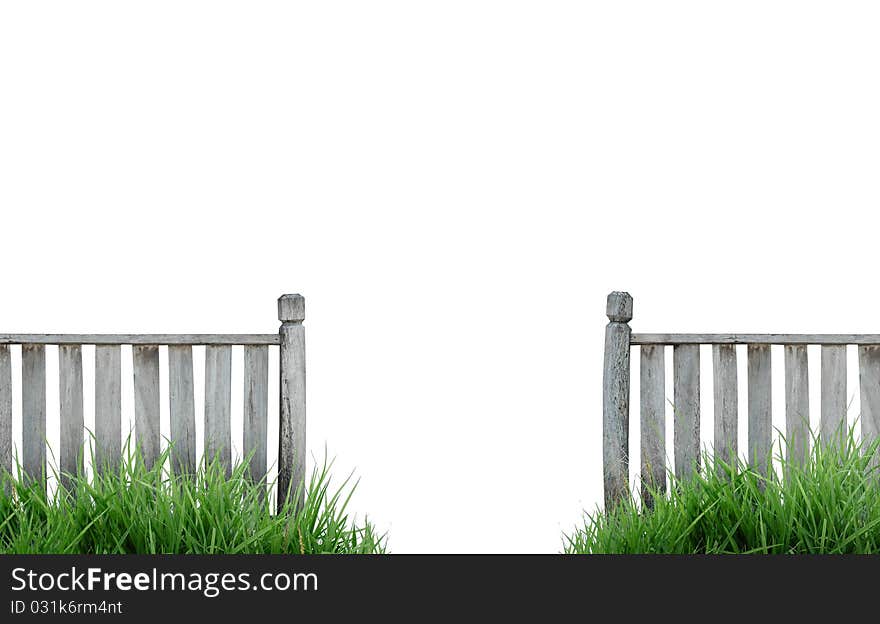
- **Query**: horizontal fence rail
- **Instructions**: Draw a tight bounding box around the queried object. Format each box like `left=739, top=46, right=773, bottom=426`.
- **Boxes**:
left=603, top=291, right=880, bottom=511
left=0, top=334, right=280, bottom=345
left=632, top=334, right=880, bottom=345
left=0, top=295, right=305, bottom=513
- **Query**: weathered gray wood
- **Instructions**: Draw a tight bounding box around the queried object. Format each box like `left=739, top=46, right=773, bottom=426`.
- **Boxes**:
left=673, top=344, right=700, bottom=481
left=21, top=345, right=46, bottom=482
left=0, top=334, right=279, bottom=345
left=632, top=334, right=880, bottom=345
left=168, top=345, right=196, bottom=474
left=784, top=345, right=810, bottom=466
left=639, top=344, right=665, bottom=507
left=58, top=345, right=84, bottom=489
left=747, top=344, right=772, bottom=475
left=132, top=345, right=161, bottom=469
left=94, top=345, right=122, bottom=474
left=0, top=346, right=11, bottom=478
left=278, top=294, right=307, bottom=512
left=713, top=344, right=738, bottom=474
left=820, top=345, right=847, bottom=447
left=243, top=345, right=269, bottom=484
left=204, top=345, right=232, bottom=475
left=858, top=346, right=880, bottom=465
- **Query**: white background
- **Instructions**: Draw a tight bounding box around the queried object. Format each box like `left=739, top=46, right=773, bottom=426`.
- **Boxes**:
left=1, top=2, right=879, bottom=553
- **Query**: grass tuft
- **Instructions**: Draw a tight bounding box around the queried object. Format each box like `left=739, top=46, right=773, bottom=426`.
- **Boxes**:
left=0, top=442, right=386, bottom=554
left=566, top=425, right=880, bottom=554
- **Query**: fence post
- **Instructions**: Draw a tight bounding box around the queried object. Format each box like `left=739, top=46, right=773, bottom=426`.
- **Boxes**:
left=603, top=291, right=632, bottom=510
left=278, top=294, right=306, bottom=513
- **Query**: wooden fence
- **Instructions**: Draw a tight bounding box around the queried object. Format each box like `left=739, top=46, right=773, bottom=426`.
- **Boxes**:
left=602, top=291, right=880, bottom=510
left=0, top=294, right=306, bottom=512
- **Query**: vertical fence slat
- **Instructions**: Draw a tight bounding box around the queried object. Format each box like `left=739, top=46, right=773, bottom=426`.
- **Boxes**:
left=858, top=346, right=880, bottom=463
left=243, top=345, right=269, bottom=484
left=712, top=344, right=738, bottom=473
left=673, top=344, right=700, bottom=481
left=59, top=345, right=84, bottom=489
left=784, top=345, right=810, bottom=466
left=22, top=344, right=46, bottom=482
left=821, top=345, right=847, bottom=447
left=133, top=345, right=161, bottom=469
left=95, top=345, right=122, bottom=474
left=205, top=345, right=232, bottom=475
left=278, top=294, right=308, bottom=512
left=747, top=344, right=772, bottom=475
left=639, top=344, right=665, bottom=507
left=168, top=345, right=196, bottom=474
left=0, top=346, right=11, bottom=478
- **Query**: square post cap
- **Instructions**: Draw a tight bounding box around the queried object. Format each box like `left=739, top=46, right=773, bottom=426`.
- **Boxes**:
left=278, top=294, right=305, bottom=322
left=606, top=291, right=632, bottom=322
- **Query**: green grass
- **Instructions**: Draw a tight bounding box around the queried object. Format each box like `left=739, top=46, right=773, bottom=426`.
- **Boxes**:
left=566, top=426, right=880, bottom=554
left=0, top=444, right=386, bottom=554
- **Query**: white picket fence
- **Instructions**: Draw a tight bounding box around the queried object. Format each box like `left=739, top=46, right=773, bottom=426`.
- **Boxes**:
left=0, top=294, right=306, bottom=511
left=602, top=291, right=880, bottom=509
